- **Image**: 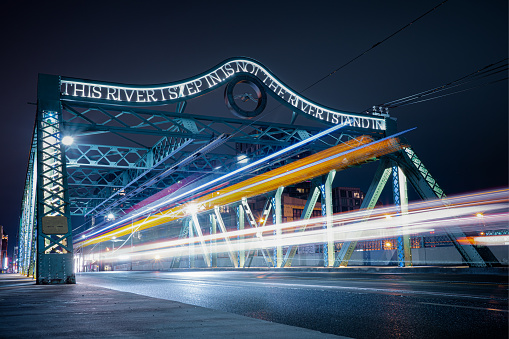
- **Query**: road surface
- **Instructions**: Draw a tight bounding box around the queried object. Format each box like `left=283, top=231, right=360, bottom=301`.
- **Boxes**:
left=77, top=270, right=508, bottom=338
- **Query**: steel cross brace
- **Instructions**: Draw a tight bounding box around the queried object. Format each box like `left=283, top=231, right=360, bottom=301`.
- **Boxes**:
left=334, top=158, right=392, bottom=267
left=240, top=198, right=273, bottom=268
left=396, top=148, right=498, bottom=267
left=214, top=206, right=239, bottom=268
left=281, top=177, right=322, bottom=267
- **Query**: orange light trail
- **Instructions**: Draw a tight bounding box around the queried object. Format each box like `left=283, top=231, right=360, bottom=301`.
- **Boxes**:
left=75, top=135, right=405, bottom=248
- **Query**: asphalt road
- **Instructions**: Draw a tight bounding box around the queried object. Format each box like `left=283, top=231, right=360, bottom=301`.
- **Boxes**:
left=77, top=270, right=508, bottom=338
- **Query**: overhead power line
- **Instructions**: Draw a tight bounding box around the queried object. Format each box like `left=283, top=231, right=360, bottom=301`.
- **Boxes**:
left=300, top=0, right=450, bottom=94
left=237, top=0, right=450, bottom=129
left=374, top=58, right=508, bottom=109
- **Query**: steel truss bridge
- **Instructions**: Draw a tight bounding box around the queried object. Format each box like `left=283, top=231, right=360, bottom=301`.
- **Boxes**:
left=18, top=57, right=500, bottom=284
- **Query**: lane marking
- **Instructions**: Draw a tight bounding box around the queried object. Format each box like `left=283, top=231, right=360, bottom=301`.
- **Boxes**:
left=419, top=302, right=509, bottom=313
left=93, top=275, right=506, bottom=301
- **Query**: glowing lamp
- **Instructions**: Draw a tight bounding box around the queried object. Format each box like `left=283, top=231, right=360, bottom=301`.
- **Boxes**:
left=62, top=136, right=74, bottom=145
left=237, top=155, right=248, bottom=163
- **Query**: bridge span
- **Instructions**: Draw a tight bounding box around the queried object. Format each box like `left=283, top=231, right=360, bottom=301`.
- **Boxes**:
left=17, top=58, right=506, bottom=285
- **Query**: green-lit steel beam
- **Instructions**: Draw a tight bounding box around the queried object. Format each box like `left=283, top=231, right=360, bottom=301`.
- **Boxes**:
left=334, top=158, right=392, bottom=267
left=35, top=74, right=75, bottom=284
left=282, top=178, right=321, bottom=267
left=396, top=147, right=499, bottom=267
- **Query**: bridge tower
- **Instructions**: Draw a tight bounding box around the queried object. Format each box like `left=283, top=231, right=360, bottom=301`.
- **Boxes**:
left=35, top=74, right=75, bottom=284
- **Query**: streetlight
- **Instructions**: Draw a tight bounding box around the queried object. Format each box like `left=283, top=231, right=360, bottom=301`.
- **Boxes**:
left=62, top=136, right=74, bottom=145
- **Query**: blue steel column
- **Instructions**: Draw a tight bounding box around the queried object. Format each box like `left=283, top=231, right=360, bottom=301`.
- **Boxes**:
left=392, top=165, right=412, bottom=267
left=187, top=218, right=194, bottom=268
left=320, top=170, right=336, bottom=267
left=236, top=205, right=245, bottom=267
left=271, top=187, right=284, bottom=267
left=210, top=214, right=217, bottom=268
left=36, top=74, right=75, bottom=284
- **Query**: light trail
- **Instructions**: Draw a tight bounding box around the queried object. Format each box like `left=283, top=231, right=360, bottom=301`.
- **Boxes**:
left=84, top=189, right=508, bottom=263
left=75, top=132, right=409, bottom=248
left=76, top=119, right=354, bottom=240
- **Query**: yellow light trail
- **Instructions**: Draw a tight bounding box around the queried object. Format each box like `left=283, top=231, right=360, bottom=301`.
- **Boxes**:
left=76, top=135, right=406, bottom=248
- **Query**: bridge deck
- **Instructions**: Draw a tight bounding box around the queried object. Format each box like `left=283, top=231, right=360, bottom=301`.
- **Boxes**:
left=0, top=273, right=346, bottom=338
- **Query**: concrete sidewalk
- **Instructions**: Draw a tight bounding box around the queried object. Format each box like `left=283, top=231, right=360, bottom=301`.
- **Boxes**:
left=0, top=274, right=346, bottom=338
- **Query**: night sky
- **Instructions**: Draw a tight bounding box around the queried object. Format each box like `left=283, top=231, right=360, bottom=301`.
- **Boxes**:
left=1, top=1, right=507, bottom=257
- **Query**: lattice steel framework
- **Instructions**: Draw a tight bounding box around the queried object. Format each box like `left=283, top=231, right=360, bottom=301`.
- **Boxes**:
left=19, top=60, right=500, bottom=282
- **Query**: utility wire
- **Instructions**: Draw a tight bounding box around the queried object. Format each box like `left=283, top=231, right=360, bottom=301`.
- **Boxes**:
left=372, top=58, right=508, bottom=109
left=300, top=0, right=450, bottom=94
left=395, top=77, right=508, bottom=107
left=231, top=0, right=450, bottom=134
left=380, top=58, right=508, bottom=108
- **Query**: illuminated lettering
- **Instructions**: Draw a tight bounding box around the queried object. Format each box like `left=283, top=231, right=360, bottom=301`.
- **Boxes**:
left=106, top=88, right=118, bottom=101
left=193, top=79, right=203, bottom=91
left=146, top=90, right=157, bottom=102
left=92, top=86, right=101, bottom=99
left=268, top=80, right=278, bottom=91
left=331, top=113, right=339, bottom=124
left=315, top=108, right=324, bottom=120
left=73, top=84, right=86, bottom=97
left=124, top=89, right=135, bottom=101
left=235, top=61, right=248, bottom=73
left=59, top=58, right=386, bottom=131
left=300, top=101, right=309, bottom=113
left=288, top=95, right=298, bottom=107
left=185, top=83, right=197, bottom=95
left=341, top=116, right=352, bottom=126
left=246, top=63, right=260, bottom=76
left=308, top=106, right=315, bottom=117
left=62, top=82, right=69, bottom=95
left=168, top=87, right=178, bottom=99
left=205, top=71, right=222, bottom=87
left=277, top=87, right=285, bottom=98
left=223, top=63, right=234, bottom=77
left=136, top=90, right=146, bottom=102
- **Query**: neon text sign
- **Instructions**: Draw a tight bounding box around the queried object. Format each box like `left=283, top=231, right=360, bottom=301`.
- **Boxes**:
left=61, top=57, right=385, bottom=130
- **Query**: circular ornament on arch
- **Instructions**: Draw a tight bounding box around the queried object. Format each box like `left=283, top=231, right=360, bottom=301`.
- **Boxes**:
left=224, top=75, right=267, bottom=119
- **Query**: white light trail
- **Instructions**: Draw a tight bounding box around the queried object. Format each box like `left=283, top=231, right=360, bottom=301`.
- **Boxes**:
left=78, top=119, right=353, bottom=239
left=93, top=189, right=508, bottom=262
